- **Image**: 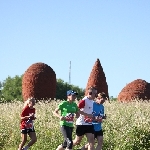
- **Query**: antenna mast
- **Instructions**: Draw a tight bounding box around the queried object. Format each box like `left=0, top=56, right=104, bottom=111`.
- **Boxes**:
left=69, top=61, right=71, bottom=84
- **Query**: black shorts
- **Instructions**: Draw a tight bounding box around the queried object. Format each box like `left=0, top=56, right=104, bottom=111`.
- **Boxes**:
left=94, top=130, right=103, bottom=139
left=21, top=127, right=35, bottom=134
left=76, top=125, right=94, bottom=136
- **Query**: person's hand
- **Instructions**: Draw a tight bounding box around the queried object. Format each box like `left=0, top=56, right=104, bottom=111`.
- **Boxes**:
left=102, top=114, right=107, bottom=119
left=29, top=113, right=34, bottom=118
left=75, top=112, right=80, bottom=118
left=92, top=116, right=97, bottom=121
left=60, top=116, right=66, bottom=121
left=97, top=116, right=103, bottom=122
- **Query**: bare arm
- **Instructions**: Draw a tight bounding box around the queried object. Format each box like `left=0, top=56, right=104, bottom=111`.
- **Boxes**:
left=53, top=108, right=65, bottom=121
left=21, top=114, right=36, bottom=120
left=75, top=112, right=80, bottom=118
left=77, top=100, right=93, bottom=118
left=53, top=108, right=61, bottom=118
left=21, top=116, right=30, bottom=120
left=78, top=110, right=93, bottom=118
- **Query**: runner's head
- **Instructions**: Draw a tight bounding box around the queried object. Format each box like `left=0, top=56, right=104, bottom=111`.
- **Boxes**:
left=87, top=86, right=97, bottom=99
left=96, top=92, right=107, bottom=104
left=23, top=97, right=36, bottom=108
left=67, top=90, right=78, bottom=102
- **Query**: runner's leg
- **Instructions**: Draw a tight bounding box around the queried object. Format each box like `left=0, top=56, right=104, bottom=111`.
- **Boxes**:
left=18, top=132, right=27, bottom=150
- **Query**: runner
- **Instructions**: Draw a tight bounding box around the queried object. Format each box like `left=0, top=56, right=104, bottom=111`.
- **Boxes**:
left=18, top=97, right=37, bottom=150
left=73, top=87, right=97, bottom=150
left=80, top=92, right=107, bottom=150
left=53, top=90, right=93, bottom=150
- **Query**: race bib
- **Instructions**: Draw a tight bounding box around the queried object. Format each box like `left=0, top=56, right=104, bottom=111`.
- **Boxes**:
left=84, top=116, right=92, bottom=124
left=65, top=113, right=74, bottom=123
left=25, top=120, right=33, bottom=129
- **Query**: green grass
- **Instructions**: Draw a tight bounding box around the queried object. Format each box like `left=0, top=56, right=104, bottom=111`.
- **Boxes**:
left=0, top=100, right=150, bottom=150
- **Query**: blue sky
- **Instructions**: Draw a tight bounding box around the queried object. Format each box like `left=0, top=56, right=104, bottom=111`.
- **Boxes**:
left=0, top=0, right=150, bottom=97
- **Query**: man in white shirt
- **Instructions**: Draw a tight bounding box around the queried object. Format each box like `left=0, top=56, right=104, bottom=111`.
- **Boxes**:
left=73, top=87, right=97, bottom=150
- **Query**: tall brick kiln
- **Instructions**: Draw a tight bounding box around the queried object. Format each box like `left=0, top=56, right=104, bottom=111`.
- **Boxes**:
left=85, top=58, right=109, bottom=98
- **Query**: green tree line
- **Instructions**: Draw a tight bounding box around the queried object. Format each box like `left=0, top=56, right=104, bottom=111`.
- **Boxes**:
left=0, top=75, right=85, bottom=102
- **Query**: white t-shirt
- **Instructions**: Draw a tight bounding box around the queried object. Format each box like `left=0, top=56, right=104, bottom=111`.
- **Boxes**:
left=76, top=97, right=94, bottom=125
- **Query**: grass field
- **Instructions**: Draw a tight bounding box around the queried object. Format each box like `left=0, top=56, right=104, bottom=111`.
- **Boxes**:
left=0, top=100, right=150, bottom=150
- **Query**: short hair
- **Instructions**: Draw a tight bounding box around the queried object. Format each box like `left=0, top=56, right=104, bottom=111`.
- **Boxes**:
left=23, top=97, right=35, bottom=108
left=97, top=92, right=107, bottom=99
left=88, top=86, right=97, bottom=91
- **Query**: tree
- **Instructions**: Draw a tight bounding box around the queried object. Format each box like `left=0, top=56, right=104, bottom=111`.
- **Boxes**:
left=0, top=81, right=2, bottom=99
left=0, top=81, right=2, bottom=89
left=0, top=76, right=85, bottom=102
left=56, top=79, right=68, bottom=100
left=56, top=79, right=85, bottom=100
left=1, top=75, right=23, bottom=101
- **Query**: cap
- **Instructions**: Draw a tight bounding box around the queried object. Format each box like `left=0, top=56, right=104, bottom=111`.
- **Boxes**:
left=67, top=90, right=78, bottom=96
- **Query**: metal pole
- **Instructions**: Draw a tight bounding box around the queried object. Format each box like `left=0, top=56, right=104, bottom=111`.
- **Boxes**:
left=69, top=61, right=71, bottom=85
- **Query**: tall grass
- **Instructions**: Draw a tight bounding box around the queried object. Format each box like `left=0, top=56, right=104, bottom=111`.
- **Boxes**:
left=0, top=100, right=150, bottom=150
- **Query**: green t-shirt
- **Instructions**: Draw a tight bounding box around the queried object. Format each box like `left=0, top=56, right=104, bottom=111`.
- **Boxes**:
left=58, top=101, right=79, bottom=127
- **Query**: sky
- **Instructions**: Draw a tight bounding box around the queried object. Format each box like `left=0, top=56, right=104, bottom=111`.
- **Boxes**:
left=0, top=0, right=150, bottom=97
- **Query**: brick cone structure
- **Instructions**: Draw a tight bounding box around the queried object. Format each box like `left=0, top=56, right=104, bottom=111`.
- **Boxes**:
left=85, top=58, right=109, bottom=98
left=22, top=62, right=56, bottom=101
left=118, top=79, right=150, bottom=102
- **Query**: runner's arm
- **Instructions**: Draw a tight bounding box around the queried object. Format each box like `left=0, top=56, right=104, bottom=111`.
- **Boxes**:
left=75, top=112, right=80, bottom=118
left=78, top=110, right=93, bottom=118
left=21, top=116, right=30, bottom=120
left=77, top=100, right=93, bottom=118
left=53, top=108, right=61, bottom=118
left=102, top=107, right=106, bottom=119
left=21, top=113, right=34, bottom=120
left=53, top=108, right=65, bottom=120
